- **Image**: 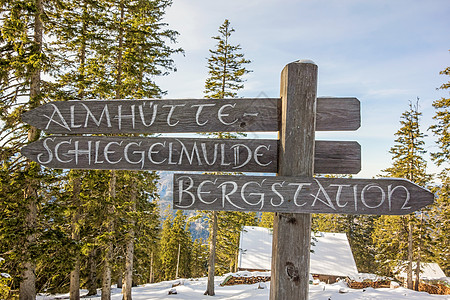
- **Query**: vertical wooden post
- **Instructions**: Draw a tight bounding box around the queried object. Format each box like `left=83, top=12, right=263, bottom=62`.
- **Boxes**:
left=270, top=60, right=318, bottom=300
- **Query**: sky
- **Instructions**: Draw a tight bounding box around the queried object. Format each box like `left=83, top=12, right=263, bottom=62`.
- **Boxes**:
left=155, top=0, right=450, bottom=179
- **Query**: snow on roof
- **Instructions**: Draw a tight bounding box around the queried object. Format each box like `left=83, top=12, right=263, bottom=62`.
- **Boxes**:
left=238, top=226, right=359, bottom=277
left=395, top=262, right=447, bottom=280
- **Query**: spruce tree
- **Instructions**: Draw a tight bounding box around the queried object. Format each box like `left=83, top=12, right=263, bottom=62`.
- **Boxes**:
left=204, top=19, right=251, bottom=99
left=373, top=100, right=432, bottom=289
left=0, top=0, right=52, bottom=297
left=429, top=58, right=450, bottom=276
left=202, top=19, right=251, bottom=296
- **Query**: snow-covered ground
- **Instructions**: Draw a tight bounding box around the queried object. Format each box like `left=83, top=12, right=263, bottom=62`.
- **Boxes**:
left=37, top=274, right=450, bottom=300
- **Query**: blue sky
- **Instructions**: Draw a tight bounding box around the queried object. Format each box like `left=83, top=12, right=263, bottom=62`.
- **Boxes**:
left=156, top=0, right=450, bottom=179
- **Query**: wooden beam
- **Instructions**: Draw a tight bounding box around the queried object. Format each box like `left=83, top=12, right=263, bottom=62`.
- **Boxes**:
left=271, top=61, right=316, bottom=300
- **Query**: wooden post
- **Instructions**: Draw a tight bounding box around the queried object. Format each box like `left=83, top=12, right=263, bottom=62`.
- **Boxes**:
left=270, top=60, right=317, bottom=300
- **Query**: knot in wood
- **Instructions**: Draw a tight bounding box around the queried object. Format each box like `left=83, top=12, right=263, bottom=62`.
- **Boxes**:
left=285, top=262, right=299, bottom=282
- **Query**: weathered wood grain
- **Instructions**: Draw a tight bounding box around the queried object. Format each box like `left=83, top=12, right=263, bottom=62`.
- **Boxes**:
left=21, top=98, right=279, bottom=134
left=21, top=136, right=361, bottom=174
left=314, top=140, right=361, bottom=174
left=21, top=97, right=360, bottom=134
left=21, top=136, right=278, bottom=173
left=316, top=97, right=360, bottom=131
left=271, top=61, right=316, bottom=300
left=173, top=173, right=435, bottom=215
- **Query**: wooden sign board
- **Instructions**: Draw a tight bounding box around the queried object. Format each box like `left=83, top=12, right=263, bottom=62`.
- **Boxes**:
left=173, top=174, right=434, bottom=215
left=21, top=97, right=360, bottom=134
left=21, top=136, right=361, bottom=174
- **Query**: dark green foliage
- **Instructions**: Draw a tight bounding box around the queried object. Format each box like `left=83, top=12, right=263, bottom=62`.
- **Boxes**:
left=204, top=19, right=251, bottom=99
left=431, top=178, right=450, bottom=276
left=382, top=100, right=432, bottom=186
left=373, top=101, right=433, bottom=283
left=430, top=63, right=450, bottom=168
left=429, top=58, right=450, bottom=276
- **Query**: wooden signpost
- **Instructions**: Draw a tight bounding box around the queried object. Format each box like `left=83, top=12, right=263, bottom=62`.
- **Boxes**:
left=21, top=60, right=434, bottom=300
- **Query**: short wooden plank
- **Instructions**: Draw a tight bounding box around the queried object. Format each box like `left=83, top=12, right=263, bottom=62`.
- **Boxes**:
left=173, top=174, right=434, bottom=215
left=316, top=97, right=360, bottom=131
left=314, top=140, right=361, bottom=174
left=21, top=137, right=361, bottom=174
left=21, top=97, right=360, bottom=134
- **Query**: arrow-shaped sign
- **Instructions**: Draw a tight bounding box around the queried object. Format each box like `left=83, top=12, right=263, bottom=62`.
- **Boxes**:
left=21, top=97, right=360, bottom=134
left=21, top=136, right=361, bottom=174
left=173, top=174, right=434, bottom=215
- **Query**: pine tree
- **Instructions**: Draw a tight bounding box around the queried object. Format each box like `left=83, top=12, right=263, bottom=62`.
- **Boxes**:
left=429, top=58, right=450, bottom=276
left=0, top=0, right=53, bottom=297
left=373, top=100, right=432, bottom=289
left=204, top=19, right=251, bottom=100
left=202, top=19, right=251, bottom=296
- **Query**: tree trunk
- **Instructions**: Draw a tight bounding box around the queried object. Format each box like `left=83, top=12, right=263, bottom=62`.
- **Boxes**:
left=414, top=254, right=421, bottom=291
left=20, top=0, right=43, bottom=298
left=117, top=274, right=122, bottom=289
left=149, top=251, right=153, bottom=283
left=175, top=243, right=181, bottom=279
left=70, top=259, right=81, bottom=300
left=407, top=217, right=413, bottom=290
left=115, top=0, right=124, bottom=99
left=102, top=171, right=116, bottom=300
left=204, top=211, right=217, bottom=296
left=101, top=247, right=112, bottom=300
left=20, top=169, right=38, bottom=300
left=123, top=181, right=137, bottom=300
left=414, top=212, right=424, bottom=291
left=70, top=175, right=82, bottom=300
left=87, top=248, right=98, bottom=296
left=78, top=0, right=88, bottom=100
